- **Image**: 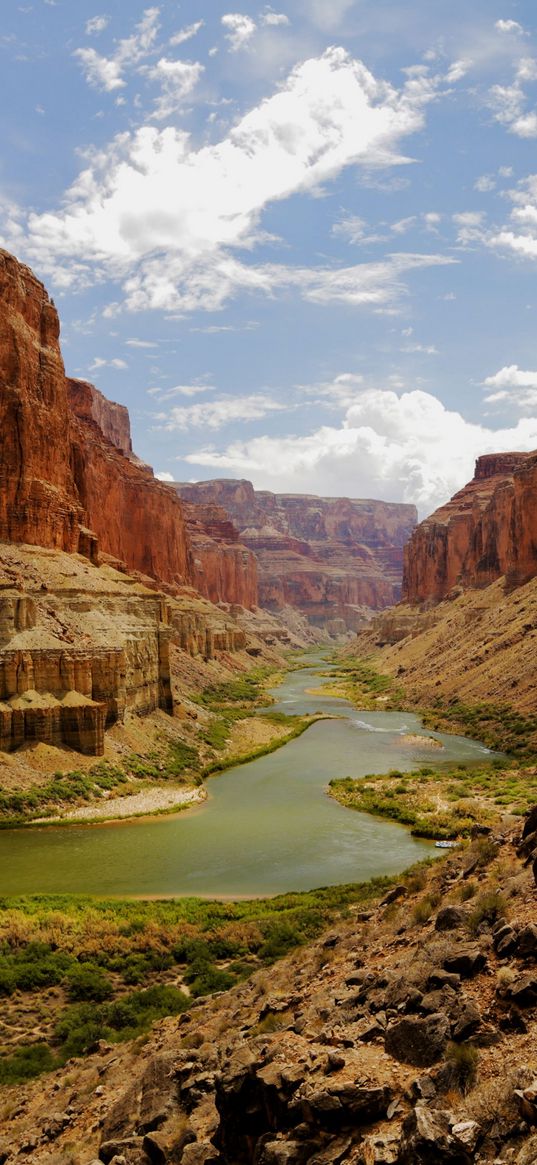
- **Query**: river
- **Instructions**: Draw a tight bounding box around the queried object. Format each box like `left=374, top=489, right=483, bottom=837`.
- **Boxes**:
left=0, top=659, right=492, bottom=898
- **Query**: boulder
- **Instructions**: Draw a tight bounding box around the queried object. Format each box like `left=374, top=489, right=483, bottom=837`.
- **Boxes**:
left=442, top=946, right=486, bottom=978
left=398, top=1105, right=475, bottom=1164
left=384, top=1014, right=450, bottom=1067
left=435, top=907, right=467, bottom=932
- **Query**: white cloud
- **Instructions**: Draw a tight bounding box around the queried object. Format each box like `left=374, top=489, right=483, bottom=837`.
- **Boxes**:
left=126, top=338, right=158, bottom=348
left=75, top=7, right=160, bottom=91
left=149, top=383, right=213, bottom=400
left=184, top=384, right=537, bottom=514
left=445, top=59, right=472, bottom=83
left=155, top=471, right=175, bottom=481
left=489, top=174, right=537, bottom=260
left=474, top=174, right=495, bottom=192
left=331, top=215, right=389, bottom=246
left=157, top=394, right=287, bottom=431
left=170, top=21, right=204, bottom=47
left=495, top=19, right=525, bottom=35
left=88, top=356, right=128, bottom=371
left=489, top=58, right=537, bottom=138
left=17, top=48, right=440, bottom=312
left=145, top=58, right=204, bottom=120
left=85, top=15, right=110, bottom=36
left=261, top=11, right=290, bottom=27
left=482, top=364, right=537, bottom=410
left=222, top=13, right=257, bottom=51
left=453, top=209, right=486, bottom=245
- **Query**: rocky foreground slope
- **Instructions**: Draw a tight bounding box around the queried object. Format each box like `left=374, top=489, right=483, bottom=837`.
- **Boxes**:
left=2, top=812, right=537, bottom=1164
left=174, top=480, right=416, bottom=633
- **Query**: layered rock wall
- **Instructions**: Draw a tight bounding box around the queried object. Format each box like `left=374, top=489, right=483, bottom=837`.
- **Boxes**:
left=181, top=501, right=257, bottom=609
left=68, top=378, right=133, bottom=458
left=0, top=546, right=176, bottom=755
left=403, top=452, right=537, bottom=604
left=0, top=250, right=86, bottom=555
left=174, top=479, right=416, bottom=629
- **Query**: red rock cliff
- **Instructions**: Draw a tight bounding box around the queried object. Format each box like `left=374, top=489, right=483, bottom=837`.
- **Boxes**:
left=0, top=249, right=264, bottom=605
left=174, top=480, right=416, bottom=630
left=0, top=250, right=86, bottom=554
left=68, top=378, right=133, bottom=458
left=403, top=451, right=537, bottom=604
left=181, top=501, right=257, bottom=609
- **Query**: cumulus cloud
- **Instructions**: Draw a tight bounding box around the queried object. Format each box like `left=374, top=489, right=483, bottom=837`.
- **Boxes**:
left=183, top=383, right=537, bottom=514
left=144, top=58, right=204, bottom=120
left=495, top=19, right=526, bottom=35
left=155, top=470, right=175, bottom=481
left=156, top=394, right=287, bottom=431
left=482, top=364, right=537, bottom=410
left=222, top=13, right=257, bottom=51
left=489, top=174, right=537, bottom=259
left=88, top=356, right=128, bottom=371
left=85, top=15, right=110, bottom=36
left=445, top=59, right=472, bottom=83
left=489, top=57, right=537, bottom=138
left=170, top=21, right=204, bottom=47
left=16, top=48, right=441, bottom=312
left=75, top=6, right=159, bottom=91
left=261, top=11, right=290, bottom=26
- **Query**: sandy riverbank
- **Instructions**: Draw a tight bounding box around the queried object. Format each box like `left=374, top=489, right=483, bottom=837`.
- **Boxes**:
left=32, top=784, right=207, bottom=825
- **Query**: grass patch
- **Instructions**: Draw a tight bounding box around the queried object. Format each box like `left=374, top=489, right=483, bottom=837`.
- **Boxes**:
left=328, top=755, right=537, bottom=838
left=324, top=659, right=404, bottom=711
left=421, top=699, right=537, bottom=760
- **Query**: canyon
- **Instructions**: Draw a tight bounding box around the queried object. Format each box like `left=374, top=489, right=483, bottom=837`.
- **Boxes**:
left=0, top=247, right=416, bottom=760
left=174, top=478, right=416, bottom=632
left=357, top=451, right=537, bottom=715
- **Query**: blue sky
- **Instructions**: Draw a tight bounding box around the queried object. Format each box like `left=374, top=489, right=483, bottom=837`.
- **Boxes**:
left=3, top=1, right=537, bottom=513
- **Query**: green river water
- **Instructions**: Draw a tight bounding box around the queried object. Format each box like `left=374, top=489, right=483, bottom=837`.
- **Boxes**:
left=0, top=660, right=492, bottom=898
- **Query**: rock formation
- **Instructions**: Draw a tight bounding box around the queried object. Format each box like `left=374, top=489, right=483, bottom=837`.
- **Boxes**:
left=174, top=479, right=416, bottom=630
left=0, top=250, right=265, bottom=756
left=0, top=544, right=174, bottom=755
left=0, top=250, right=87, bottom=556
left=180, top=501, right=258, bottom=610
left=403, top=452, right=536, bottom=604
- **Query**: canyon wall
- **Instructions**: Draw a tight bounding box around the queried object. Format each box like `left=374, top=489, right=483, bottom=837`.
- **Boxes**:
left=403, top=451, right=537, bottom=604
left=0, top=250, right=86, bottom=555
left=174, top=479, right=417, bottom=630
left=0, top=544, right=174, bottom=755
left=0, top=249, right=260, bottom=609
left=180, top=501, right=257, bottom=610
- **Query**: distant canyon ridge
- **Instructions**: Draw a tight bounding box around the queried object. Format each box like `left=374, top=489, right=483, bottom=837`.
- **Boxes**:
left=174, top=479, right=417, bottom=634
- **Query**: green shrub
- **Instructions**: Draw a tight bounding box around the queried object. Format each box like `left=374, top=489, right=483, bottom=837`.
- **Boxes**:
left=445, top=1041, right=479, bottom=1093
left=65, top=962, right=114, bottom=1002
left=0, top=1043, right=56, bottom=1084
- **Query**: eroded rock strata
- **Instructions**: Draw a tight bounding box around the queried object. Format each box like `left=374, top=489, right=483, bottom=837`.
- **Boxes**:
left=403, top=452, right=537, bottom=604
left=174, top=479, right=417, bottom=630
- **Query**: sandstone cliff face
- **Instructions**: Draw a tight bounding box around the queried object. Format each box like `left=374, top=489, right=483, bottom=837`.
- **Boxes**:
left=68, top=378, right=133, bottom=458
left=0, top=248, right=193, bottom=589
left=0, top=250, right=86, bottom=555
left=0, top=544, right=174, bottom=755
left=181, top=501, right=257, bottom=609
left=403, top=452, right=536, bottom=604
left=175, top=479, right=416, bottom=630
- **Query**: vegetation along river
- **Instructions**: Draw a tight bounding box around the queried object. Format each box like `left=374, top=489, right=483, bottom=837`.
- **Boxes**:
left=0, top=659, right=493, bottom=898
